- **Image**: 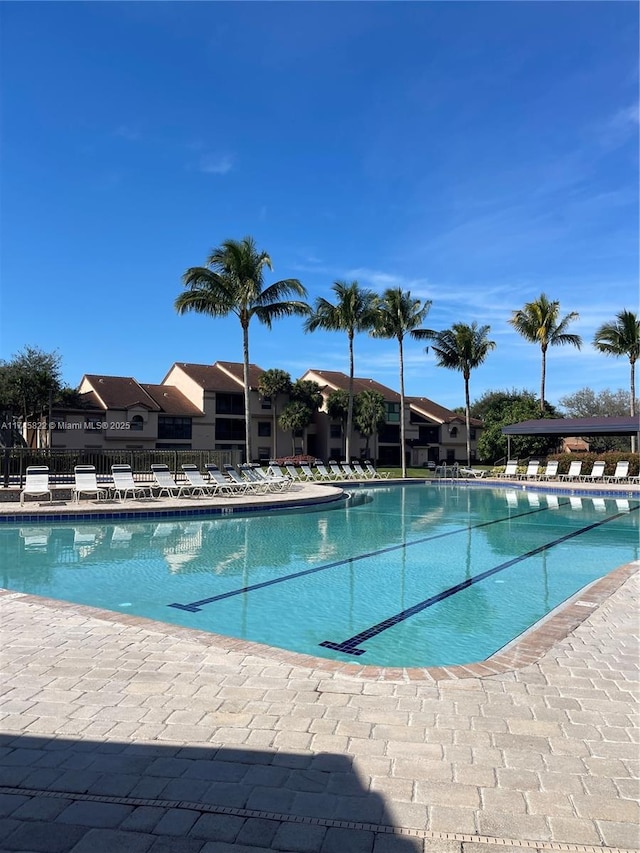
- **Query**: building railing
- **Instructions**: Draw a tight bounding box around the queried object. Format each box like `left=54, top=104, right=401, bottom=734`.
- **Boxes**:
left=1, top=447, right=242, bottom=487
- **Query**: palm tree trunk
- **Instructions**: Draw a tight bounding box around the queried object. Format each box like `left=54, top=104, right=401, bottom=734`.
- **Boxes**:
left=464, top=371, right=471, bottom=466
left=242, top=322, right=252, bottom=463
left=346, top=332, right=354, bottom=461
left=540, top=345, right=547, bottom=414
left=631, top=358, right=636, bottom=453
left=399, top=338, right=406, bottom=478
left=272, top=394, right=277, bottom=460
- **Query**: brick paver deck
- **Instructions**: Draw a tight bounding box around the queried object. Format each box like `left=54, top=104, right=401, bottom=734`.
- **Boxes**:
left=1, top=551, right=638, bottom=853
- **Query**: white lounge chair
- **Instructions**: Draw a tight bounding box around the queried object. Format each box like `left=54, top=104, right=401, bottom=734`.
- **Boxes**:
left=267, top=462, right=292, bottom=482
left=314, top=461, right=340, bottom=481
left=497, top=461, right=519, bottom=479
left=339, top=462, right=359, bottom=479
left=252, top=466, right=291, bottom=491
left=459, top=467, right=486, bottom=479
left=226, top=464, right=268, bottom=494
left=285, top=463, right=304, bottom=482
left=151, top=464, right=201, bottom=498
left=110, top=465, right=150, bottom=502
left=520, top=461, right=540, bottom=480
left=560, top=461, right=583, bottom=481
left=539, top=461, right=559, bottom=480
left=203, top=464, right=246, bottom=495
left=73, top=465, right=109, bottom=503
left=20, top=466, right=52, bottom=506
left=364, top=460, right=390, bottom=479
left=581, top=461, right=606, bottom=483
left=328, top=460, right=347, bottom=479
left=351, top=461, right=373, bottom=479
left=605, top=461, right=630, bottom=483
left=299, top=462, right=318, bottom=481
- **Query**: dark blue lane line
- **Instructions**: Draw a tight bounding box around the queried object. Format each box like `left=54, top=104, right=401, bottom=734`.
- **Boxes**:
left=319, top=506, right=638, bottom=656
left=168, top=500, right=566, bottom=612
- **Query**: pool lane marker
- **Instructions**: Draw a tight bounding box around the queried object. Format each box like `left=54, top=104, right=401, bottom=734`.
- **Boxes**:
left=168, top=498, right=568, bottom=613
left=319, top=506, right=638, bottom=656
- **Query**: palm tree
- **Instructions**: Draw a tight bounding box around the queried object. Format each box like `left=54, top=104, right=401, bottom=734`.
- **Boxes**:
left=593, top=309, right=640, bottom=451
left=304, top=280, right=378, bottom=460
left=257, top=368, right=292, bottom=459
left=176, top=237, right=309, bottom=461
left=354, top=389, right=387, bottom=458
left=371, top=288, right=432, bottom=476
left=425, top=323, right=496, bottom=465
left=508, top=293, right=582, bottom=413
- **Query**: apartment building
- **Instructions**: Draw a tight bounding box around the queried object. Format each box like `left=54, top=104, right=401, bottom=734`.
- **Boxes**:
left=36, top=362, right=482, bottom=464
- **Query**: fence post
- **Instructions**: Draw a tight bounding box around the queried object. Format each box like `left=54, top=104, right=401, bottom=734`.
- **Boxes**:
left=2, top=449, right=9, bottom=488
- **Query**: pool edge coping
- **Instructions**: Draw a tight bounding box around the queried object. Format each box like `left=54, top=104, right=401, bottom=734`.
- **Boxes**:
left=1, top=560, right=637, bottom=683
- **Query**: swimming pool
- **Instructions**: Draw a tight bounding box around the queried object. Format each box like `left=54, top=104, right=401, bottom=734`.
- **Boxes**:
left=1, top=485, right=637, bottom=667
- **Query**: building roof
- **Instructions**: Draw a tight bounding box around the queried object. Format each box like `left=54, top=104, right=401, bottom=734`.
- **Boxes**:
left=303, top=370, right=402, bottom=402
left=502, top=416, right=639, bottom=437
left=140, top=384, right=203, bottom=417
left=83, top=375, right=161, bottom=411
left=166, top=362, right=264, bottom=392
left=407, top=396, right=482, bottom=426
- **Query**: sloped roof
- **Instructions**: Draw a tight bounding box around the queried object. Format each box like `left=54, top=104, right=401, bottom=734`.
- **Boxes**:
left=166, top=362, right=264, bottom=392
left=305, top=370, right=401, bottom=402
left=502, top=416, right=639, bottom=436
left=83, top=375, right=161, bottom=411
left=140, top=384, right=203, bottom=417
left=408, top=396, right=482, bottom=427
left=215, top=361, right=265, bottom=390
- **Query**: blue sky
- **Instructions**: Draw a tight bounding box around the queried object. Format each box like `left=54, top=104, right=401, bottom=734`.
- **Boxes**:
left=1, top=1, right=637, bottom=410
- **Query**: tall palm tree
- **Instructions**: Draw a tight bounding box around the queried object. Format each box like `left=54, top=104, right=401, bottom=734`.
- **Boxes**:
left=371, top=288, right=433, bottom=476
left=425, top=322, right=496, bottom=465
left=304, top=280, right=377, bottom=460
left=176, top=237, right=309, bottom=461
left=508, top=293, right=582, bottom=413
left=257, top=368, right=292, bottom=459
left=593, top=309, right=639, bottom=451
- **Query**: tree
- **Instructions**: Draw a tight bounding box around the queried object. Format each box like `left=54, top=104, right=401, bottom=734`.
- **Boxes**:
left=278, top=401, right=312, bottom=456
left=0, top=346, right=63, bottom=425
left=326, top=389, right=350, bottom=456
left=258, top=368, right=292, bottom=459
left=304, top=281, right=377, bottom=460
left=593, top=310, right=639, bottom=451
left=370, top=288, right=432, bottom=476
left=277, top=380, right=323, bottom=456
left=425, top=323, right=496, bottom=465
left=508, top=293, right=582, bottom=413
left=474, top=390, right=558, bottom=461
left=559, top=386, right=636, bottom=452
left=354, top=389, right=386, bottom=458
left=176, top=236, right=310, bottom=461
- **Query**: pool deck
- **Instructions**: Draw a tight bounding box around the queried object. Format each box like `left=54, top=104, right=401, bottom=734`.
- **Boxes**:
left=1, top=479, right=638, bottom=852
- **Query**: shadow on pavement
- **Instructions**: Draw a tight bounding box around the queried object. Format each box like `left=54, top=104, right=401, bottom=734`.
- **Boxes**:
left=0, top=732, right=425, bottom=852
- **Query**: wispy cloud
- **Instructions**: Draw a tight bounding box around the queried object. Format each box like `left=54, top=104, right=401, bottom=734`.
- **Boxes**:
left=198, top=153, right=235, bottom=175
left=596, top=102, right=639, bottom=150
left=113, top=124, right=142, bottom=141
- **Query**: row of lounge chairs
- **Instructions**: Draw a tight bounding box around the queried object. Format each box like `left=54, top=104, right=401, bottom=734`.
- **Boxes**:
left=498, top=459, right=636, bottom=484
left=18, top=458, right=390, bottom=506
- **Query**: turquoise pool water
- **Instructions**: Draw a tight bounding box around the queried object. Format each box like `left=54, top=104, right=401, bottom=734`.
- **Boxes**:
left=1, top=486, right=638, bottom=667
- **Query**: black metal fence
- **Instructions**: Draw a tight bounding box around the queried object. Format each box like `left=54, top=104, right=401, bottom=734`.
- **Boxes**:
left=1, top=448, right=241, bottom=487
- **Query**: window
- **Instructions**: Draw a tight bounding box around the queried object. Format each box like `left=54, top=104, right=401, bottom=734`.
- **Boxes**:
left=129, top=415, right=144, bottom=431
left=386, top=402, right=400, bottom=423
left=330, top=447, right=342, bottom=460
left=258, top=446, right=271, bottom=460
left=215, top=418, right=245, bottom=441
left=449, top=426, right=458, bottom=438
left=379, top=424, right=400, bottom=443
left=470, top=428, right=476, bottom=440
left=84, top=418, right=103, bottom=432
left=418, top=426, right=439, bottom=443
left=216, top=393, right=244, bottom=415
left=261, top=396, right=272, bottom=410
left=258, top=422, right=271, bottom=437
left=158, top=417, right=192, bottom=440
left=329, top=424, right=342, bottom=439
